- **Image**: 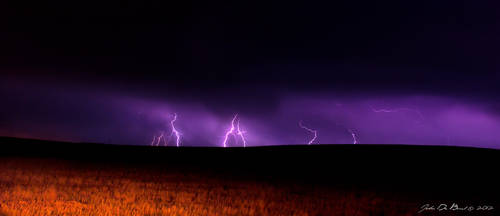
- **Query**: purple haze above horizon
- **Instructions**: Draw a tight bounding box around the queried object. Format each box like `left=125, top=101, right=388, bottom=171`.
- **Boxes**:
left=1, top=78, right=499, bottom=149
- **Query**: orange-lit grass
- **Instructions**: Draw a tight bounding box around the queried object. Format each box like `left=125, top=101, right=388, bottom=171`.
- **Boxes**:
left=0, top=158, right=415, bottom=216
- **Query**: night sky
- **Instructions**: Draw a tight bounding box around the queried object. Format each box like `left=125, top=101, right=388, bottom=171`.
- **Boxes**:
left=1, top=1, right=499, bottom=148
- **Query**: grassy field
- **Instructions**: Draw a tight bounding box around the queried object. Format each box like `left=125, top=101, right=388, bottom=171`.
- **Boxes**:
left=0, top=138, right=497, bottom=215
left=0, top=158, right=419, bottom=216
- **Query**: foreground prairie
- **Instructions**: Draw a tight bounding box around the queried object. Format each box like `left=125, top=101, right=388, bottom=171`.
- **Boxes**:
left=0, top=137, right=497, bottom=215
left=0, top=158, right=417, bottom=216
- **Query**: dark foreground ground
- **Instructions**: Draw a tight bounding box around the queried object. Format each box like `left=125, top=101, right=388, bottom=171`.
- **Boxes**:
left=0, top=137, right=498, bottom=215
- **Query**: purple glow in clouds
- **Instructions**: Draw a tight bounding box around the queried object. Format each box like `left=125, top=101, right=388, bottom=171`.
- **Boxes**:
left=1, top=80, right=500, bottom=149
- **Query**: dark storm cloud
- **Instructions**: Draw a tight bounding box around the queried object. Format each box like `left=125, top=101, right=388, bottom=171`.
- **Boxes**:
left=1, top=0, right=499, bottom=94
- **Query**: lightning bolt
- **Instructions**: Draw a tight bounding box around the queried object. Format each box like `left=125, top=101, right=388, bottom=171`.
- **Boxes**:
left=370, top=105, right=424, bottom=122
left=151, top=135, right=157, bottom=146
left=158, top=132, right=165, bottom=146
left=222, top=114, right=247, bottom=147
left=348, top=129, right=358, bottom=144
left=334, top=122, right=359, bottom=145
left=222, top=115, right=237, bottom=148
left=150, top=113, right=181, bottom=147
left=151, top=131, right=164, bottom=146
left=151, top=132, right=164, bottom=146
left=169, top=113, right=181, bottom=147
left=236, top=119, right=247, bottom=147
left=299, top=121, right=317, bottom=145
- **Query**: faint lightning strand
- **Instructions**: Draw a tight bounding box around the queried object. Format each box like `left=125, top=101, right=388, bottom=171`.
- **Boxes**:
left=348, top=129, right=358, bottom=144
left=334, top=122, right=359, bottom=145
left=236, top=119, right=247, bottom=147
left=151, top=136, right=157, bottom=146
left=370, top=105, right=424, bottom=122
left=156, top=132, right=164, bottom=146
left=299, top=121, right=318, bottom=145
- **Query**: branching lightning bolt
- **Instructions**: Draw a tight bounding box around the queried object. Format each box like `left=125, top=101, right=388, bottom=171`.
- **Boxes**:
left=169, top=113, right=181, bottom=147
left=150, top=113, right=181, bottom=147
left=222, top=115, right=237, bottom=148
left=222, top=114, right=247, bottom=147
left=299, top=121, right=317, bottom=145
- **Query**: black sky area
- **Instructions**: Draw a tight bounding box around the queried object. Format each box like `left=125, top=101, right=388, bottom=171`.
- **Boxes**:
left=1, top=0, right=499, bottom=98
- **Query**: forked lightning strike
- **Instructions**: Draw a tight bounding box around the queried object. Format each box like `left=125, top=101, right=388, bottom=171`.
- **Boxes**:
left=222, top=114, right=247, bottom=147
left=150, top=132, right=164, bottom=146
left=222, top=115, right=237, bottom=147
left=150, top=113, right=182, bottom=147
left=299, top=121, right=317, bottom=145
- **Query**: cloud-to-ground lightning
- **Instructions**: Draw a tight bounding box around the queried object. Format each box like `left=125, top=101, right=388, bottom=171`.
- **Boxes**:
left=151, top=135, right=157, bottom=146
left=299, top=121, right=317, bottom=145
left=222, top=115, right=237, bottom=147
left=222, top=114, right=247, bottom=147
left=236, top=119, right=247, bottom=147
left=334, top=122, right=359, bottom=144
left=150, top=132, right=164, bottom=146
left=348, top=129, right=358, bottom=144
left=150, top=113, right=181, bottom=147
left=169, top=113, right=181, bottom=147
left=156, top=132, right=164, bottom=146
left=151, top=132, right=169, bottom=146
